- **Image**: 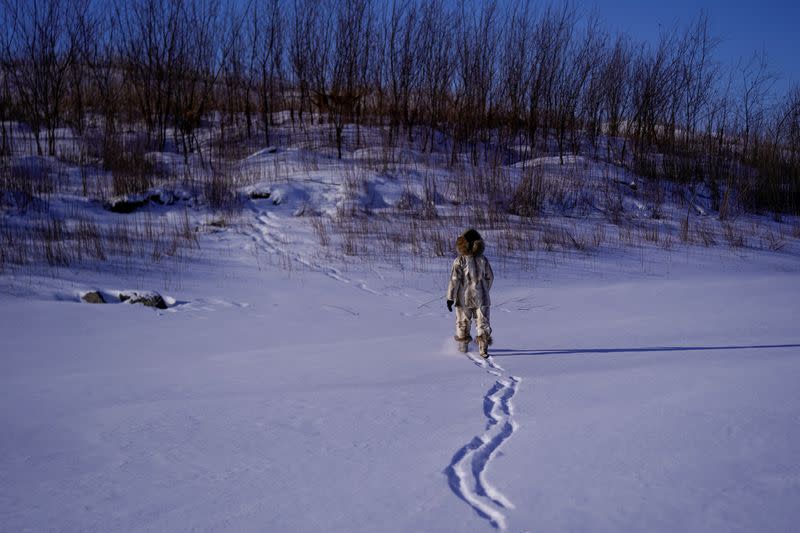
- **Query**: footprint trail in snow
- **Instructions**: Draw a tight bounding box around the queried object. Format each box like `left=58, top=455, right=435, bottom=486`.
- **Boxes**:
left=243, top=210, right=382, bottom=295
left=446, top=352, right=522, bottom=530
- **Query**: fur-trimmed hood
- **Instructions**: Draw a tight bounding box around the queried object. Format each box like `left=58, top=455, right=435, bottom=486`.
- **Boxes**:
left=456, top=228, right=485, bottom=256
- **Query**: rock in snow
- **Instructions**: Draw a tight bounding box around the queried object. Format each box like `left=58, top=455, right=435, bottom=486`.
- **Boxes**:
left=118, top=291, right=168, bottom=309
left=80, top=291, right=105, bottom=304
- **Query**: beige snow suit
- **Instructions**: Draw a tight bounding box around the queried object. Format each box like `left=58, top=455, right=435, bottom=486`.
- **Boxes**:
left=447, top=232, right=494, bottom=341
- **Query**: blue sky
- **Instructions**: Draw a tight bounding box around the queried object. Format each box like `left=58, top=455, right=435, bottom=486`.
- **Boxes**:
left=578, top=0, right=799, bottom=95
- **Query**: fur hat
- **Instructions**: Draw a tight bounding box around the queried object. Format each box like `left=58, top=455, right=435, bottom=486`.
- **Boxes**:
left=456, top=228, right=485, bottom=256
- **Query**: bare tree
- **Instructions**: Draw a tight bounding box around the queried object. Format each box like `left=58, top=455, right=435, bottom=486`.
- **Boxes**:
left=551, top=15, right=603, bottom=164
left=63, top=0, right=93, bottom=139
left=580, top=26, right=610, bottom=154
left=526, top=4, right=573, bottom=157
left=680, top=14, right=719, bottom=146
left=452, top=0, right=500, bottom=165
left=116, top=0, right=185, bottom=151
left=417, top=0, right=455, bottom=154
left=82, top=3, right=125, bottom=157
left=175, top=0, right=229, bottom=163
left=785, top=86, right=800, bottom=170
left=252, top=0, right=283, bottom=146
left=0, top=9, right=14, bottom=157
left=496, top=1, right=532, bottom=160
left=293, top=0, right=334, bottom=135
left=312, top=0, right=375, bottom=159
left=600, top=35, right=632, bottom=161
left=289, top=0, right=314, bottom=128
left=629, top=31, right=678, bottom=161
left=221, top=9, right=249, bottom=143
left=383, top=0, right=419, bottom=144
left=1, top=0, right=78, bottom=156
left=738, top=50, right=775, bottom=161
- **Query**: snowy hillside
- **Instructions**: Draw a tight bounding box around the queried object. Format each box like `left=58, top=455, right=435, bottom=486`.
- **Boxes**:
left=2, top=122, right=800, bottom=532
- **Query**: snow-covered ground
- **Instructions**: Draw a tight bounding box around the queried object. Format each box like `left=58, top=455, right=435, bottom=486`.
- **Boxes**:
left=3, top=237, right=799, bottom=531
left=2, top=129, right=800, bottom=531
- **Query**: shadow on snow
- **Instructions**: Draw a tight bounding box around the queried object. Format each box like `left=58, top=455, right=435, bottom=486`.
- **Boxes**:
left=491, top=344, right=800, bottom=357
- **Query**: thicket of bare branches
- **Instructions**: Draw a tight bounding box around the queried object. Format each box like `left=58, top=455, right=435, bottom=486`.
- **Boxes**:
left=1, top=0, right=798, bottom=215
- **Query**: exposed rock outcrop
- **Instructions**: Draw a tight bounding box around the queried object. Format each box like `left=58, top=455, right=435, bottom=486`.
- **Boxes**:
left=81, top=291, right=106, bottom=304
left=119, top=291, right=168, bottom=309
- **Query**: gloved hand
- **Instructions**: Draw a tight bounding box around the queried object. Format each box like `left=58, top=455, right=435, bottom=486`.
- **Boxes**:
left=447, top=299, right=454, bottom=312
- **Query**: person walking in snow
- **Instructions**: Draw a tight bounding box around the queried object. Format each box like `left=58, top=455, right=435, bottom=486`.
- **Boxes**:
left=446, top=229, right=494, bottom=357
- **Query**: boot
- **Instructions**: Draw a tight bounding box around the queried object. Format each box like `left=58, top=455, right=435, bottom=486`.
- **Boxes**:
left=476, top=334, right=491, bottom=358
left=454, top=335, right=472, bottom=354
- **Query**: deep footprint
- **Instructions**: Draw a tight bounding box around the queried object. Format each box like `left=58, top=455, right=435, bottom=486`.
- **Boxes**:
left=445, top=357, right=522, bottom=529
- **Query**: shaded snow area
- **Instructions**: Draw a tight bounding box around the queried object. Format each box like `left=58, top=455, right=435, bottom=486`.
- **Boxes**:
left=2, top=138, right=800, bottom=531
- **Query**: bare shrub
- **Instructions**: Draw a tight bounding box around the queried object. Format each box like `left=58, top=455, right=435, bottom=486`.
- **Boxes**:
left=618, top=226, right=635, bottom=247
left=696, top=221, right=716, bottom=246
left=0, top=228, right=5, bottom=271
left=159, top=213, right=197, bottom=260
left=143, top=213, right=196, bottom=263
left=762, top=230, right=786, bottom=252
left=395, top=186, right=420, bottom=213
left=542, top=224, right=566, bottom=252
left=78, top=162, right=92, bottom=198
left=408, top=220, right=423, bottom=255
left=450, top=172, right=472, bottom=205
left=162, top=230, right=181, bottom=259
left=105, top=137, right=155, bottom=196
left=602, top=180, right=625, bottom=225
left=680, top=217, right=691, bottom=243
left=37, top=215, right=71, bottom=267
left=632, top=154, right=659, bottom=181
left=662, top=232, right=674, bottom=251
left=642, top=224, right=660, bottom=244
left=397, top=177, right=438, bottom=220
left=470, top=204, right=488, bottom=227
left=642, top=178, right=666, bottom=219
left=498, top=226, right=537, bottom=255
left=75, top=216, right=107, bottom=261
left=718, top=184, right=734, bottom=221
left=592, top=224, right=606, bottom=248
left=1, top=161, right=55, bottom=206
left=343, top=165, right=366, bottom=195
left=0, top=222, right=31, bottom=268
left=508, top=166, right=544, bottom=218
left=488, top=200, right=509, bottom=226
left=336, top=220, right=359, bottom=256
left=204, top=172, right=242, bottom=211
left=550, top=173, right=589, bottom=216
left=565, top=226, right=588, bottom=251
left=430, top=230, right=448, bottom=257
left=18, top=208, right=200, bottom=270
left=723, top=223, right=746, bottom=248
left=419, top=175, right=438, bottom=219
left=175, top=209, right=198, bottom=247
left=106, top=221, right=133, bottom=257
left=336, top=165, right=370, bottom=218
left=311, top=217, right=330, bottom=246
left=495, top=228, right=516, bottom=257
left=459, top=165, right=508, bottom=208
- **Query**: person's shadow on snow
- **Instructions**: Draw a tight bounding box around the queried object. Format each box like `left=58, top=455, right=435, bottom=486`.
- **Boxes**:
left=491, top=344, right=800, bottom=357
